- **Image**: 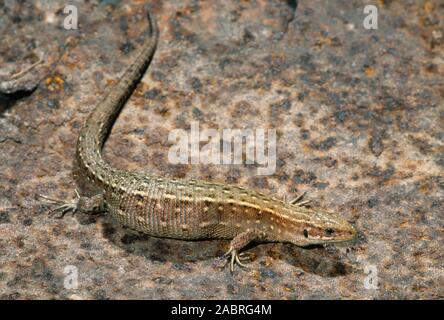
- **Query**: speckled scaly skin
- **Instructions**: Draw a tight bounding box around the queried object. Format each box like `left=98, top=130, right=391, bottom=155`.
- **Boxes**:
left=43, top=11, right=357, bottom=272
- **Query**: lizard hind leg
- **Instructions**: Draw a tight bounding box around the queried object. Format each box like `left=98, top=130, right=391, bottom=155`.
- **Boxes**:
left=38, top=190, right=106, bottom=218
left=223, top=230, right=258, bottom=273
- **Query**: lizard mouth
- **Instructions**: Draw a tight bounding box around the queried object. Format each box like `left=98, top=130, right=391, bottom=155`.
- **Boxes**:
left=328, top=224, right=357, bottom=243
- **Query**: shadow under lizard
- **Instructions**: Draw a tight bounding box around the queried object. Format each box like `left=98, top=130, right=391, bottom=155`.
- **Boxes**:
left=40, top=11, right=357, bottom=272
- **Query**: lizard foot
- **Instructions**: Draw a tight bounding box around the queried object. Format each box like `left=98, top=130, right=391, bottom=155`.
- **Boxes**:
left=223, top=248, right=252, bottom=273
left=287, top=191, right=311, bottom=207
left=37, top=190, right=80, bottom=218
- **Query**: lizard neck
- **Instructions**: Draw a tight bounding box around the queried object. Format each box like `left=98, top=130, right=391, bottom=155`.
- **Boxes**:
left=76, top=12, right=158, bottom=188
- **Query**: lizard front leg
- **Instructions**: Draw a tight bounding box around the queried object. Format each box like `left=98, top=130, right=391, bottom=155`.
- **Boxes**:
left=38, top=190, right=106, bottom=218
left=224, top=230, right=259, bottom=272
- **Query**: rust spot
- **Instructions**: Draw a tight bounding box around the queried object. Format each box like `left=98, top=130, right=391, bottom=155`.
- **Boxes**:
left=364, top=66, right=376, bottom=77
left=45, top=75, right=65, bottom=91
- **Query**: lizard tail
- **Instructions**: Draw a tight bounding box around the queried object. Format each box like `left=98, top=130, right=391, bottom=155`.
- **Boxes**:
left=76, top=10, right=158, bottom=187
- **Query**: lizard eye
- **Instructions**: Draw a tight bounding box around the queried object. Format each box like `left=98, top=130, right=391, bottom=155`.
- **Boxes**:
left=325, top=228, right=335, bottom=236
left=303, top=229, right=308, bottom=238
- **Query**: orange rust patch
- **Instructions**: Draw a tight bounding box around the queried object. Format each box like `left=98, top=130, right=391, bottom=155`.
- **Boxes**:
left=419, top=183, right=429, bottom=194
left=45, top=75, right=65, bottom=91
left=364, top=67, right=376, bottom=77
left=423, top=2, right=434, bottom=14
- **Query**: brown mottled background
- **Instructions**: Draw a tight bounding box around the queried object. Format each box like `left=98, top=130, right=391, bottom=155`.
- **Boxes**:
left=0, top=0, right=443, bottom=299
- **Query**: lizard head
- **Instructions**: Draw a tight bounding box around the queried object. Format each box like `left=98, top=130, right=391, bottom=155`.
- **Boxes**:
left=273, top=206, right=357, bottom=246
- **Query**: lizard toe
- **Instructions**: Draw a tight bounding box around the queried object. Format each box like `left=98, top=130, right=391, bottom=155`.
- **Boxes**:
left=223, top=248, right=252, bottom=273
left=38, top=192, right=80, bottom=219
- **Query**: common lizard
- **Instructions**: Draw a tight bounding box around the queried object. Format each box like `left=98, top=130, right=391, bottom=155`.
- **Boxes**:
left=40, top=11, right=357, bottom=272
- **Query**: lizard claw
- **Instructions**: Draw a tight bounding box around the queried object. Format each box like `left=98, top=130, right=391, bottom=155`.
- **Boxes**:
left=223, top=248, right=251, bottom=273
left=37, top=190, right=80, bottom=218
left=238, top=252, right=254, bottom=261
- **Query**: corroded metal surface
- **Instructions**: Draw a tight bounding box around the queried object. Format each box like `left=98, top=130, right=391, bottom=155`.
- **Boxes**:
left=0, top=0, right=442, bottom=299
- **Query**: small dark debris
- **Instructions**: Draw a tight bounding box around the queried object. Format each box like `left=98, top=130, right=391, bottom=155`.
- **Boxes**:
left=226, top=283, right=236, bottom=294
left=310, top=137, right=337, bottom=151
left=334, top=110, right=350, bottom=123
left=242, top=28, right=255, bottom=43
left=326, top=92, right=345, bottom=107
left=300, top=129, right=310, bottom=140
left=47, top=99, right=59, bottom=109
left=80, top=242, right=91, bottom=250
left=225, top=168, right=241, bottom=184
left=0, top=292, right=20, bottom=300
left=120, top=41, right=134, bottom=54
left=119, top=16, right=129, bottom=32
left=270, top=99, right=292, bottom=118
left=369, top=131, right=385, bottom=157
left=293, top=170, right=317, bottom=184
left=172, top=263, right=192, bottom=272
left=78, top=214, right=97, bottom=225
left=312, top=156, right=337, bottom=168
left=313, top=182, right=329, bottom=190
left=332, top=261, right=347, bottom=276
left=367, top=197, right=379, bottom=208
left=192, top=107, right=204, bottom=120
left=94, top=289, right=108, bottom=300
left=250, top=176, right=268, bottom=189
left=190, top=77, right=202, bottom=93
left=144, top=88, right=161, bottom=100
left=151, top=70, right=166, bottom=82
left=349, top=41, right=367, bottom=55
left=297, top=92, right=306, bottom=101
left=260, top=268, right=277, bottom=279
left=298, top=52, right=315, bottom=71
left=367, top=165, right=395, bottom=181
left=22, top=217, right=33, bottom=226
left=435, top=156, right=444, bottom=168
left=0, top=212, right=10, bottom=224
left=424, top=62, right=438, bottom=73
left=381, top=95, right=403, bottom=111
left=132, top=128, right=145, bottom=135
